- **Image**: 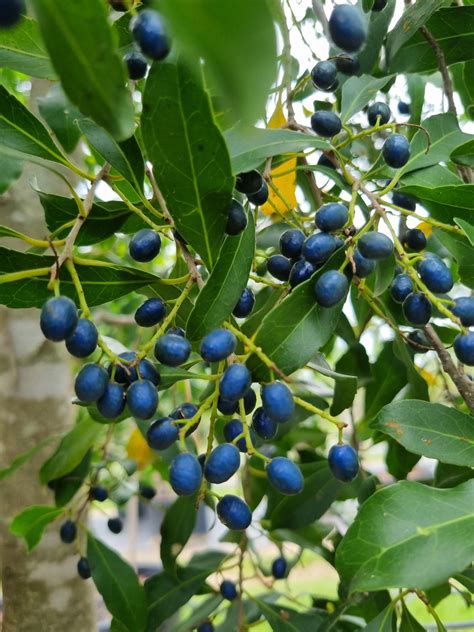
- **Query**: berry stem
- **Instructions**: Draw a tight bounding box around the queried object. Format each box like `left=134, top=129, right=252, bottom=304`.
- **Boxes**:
left=385, top=200, right=462, bottom=235
left=292, top=396, right=346, bottom=429
left=0, top=267, right=51, bottom=285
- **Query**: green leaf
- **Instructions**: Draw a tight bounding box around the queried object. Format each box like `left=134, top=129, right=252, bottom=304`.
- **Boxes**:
left=358, top=0, right=396, bottom=74
left=364, top=342, right=407, bottom=422
left=158, top=365, right=201, bottom=390
left=331, top=344, right=370, bottom=415
left=452, top=62, right=474, bottom=121
left=87, top=534, right=147, bottom=632
left=453, top=567, right=474, bottom=593
left=10, top=505, right=64, bottom=551
left=186, top=214, right=255, bottom=342
left=434, top=462, right=474, bottom=489
left=247, top=252, right=346, bottom=380
left=158, top=0, right=277, bottom=125
left=372, top=400, right=474, bottom=467
left=400, top=603, right=425, bottom=632
left=0, top=16, right=55, bottom=79
left=160, top=496, right=197, bottom=574
left=401, top=164, right=462, bottom=188
left=172, top=594, right=222, bottom=632
left=451, top=139, right=474, bottom=168
left=388, top=8, right=474, bottom=73
left=398, top=184, right=474, bottom=225
left=0, top=85, right=66, bottom=164
left=386, top=439, right=420, bottom=480
left=37, top=85, right=82, bottom=154
left=363, top=0, right=375, bottom=10
left=335, top=480, right=474, bottom=592
left=0, top=435, right=56, bottom=482
left=341, top=75, right=394, bottom=124
left=406, top=74, right=426, bottom=138
left=436, top=230, right=474, bottom=289
left=393, top=336, right=429, bottom=402
left=142, top=58, right=233, bottom=270
left=251, top=599, right=323, bottom=631
left=374, top=254, right=396, bottom=297
left=51, top=450, right=92, bottom=507
left=225, top=125, right=330, bottom=174
left=0, top=150, right=22, bottom=194
left=31, top=0, right=134, bottom=141
left=454, top=218, right=474, bottom=246
left=40, top=417, right=104, bottom=483
left=365, top=605, right=396, bottom=632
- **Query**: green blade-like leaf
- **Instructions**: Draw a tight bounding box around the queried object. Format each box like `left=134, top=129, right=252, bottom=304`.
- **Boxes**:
left=365, top=605, right=396, bottom=632
left=436, top=230, right=474, bottom=289
left=87, top=534, right=147, bottom=632
left=358, top=0, right=396, bottom=74
left=335, top=480, right=474, bottom=592
left=341, top=75, right=393, bottom=124
left=451, top=140, right=474, bottom=168
left=160, top=496, right=198, bottom=574
left=452, top=62, right=474, bottom=122
left=398, top=183, right=474, bottom=225
left=31, top=0, right=134, bottom=141
left=52, top=450, right=92, bottom=507
left=330, top=344, right=370, bottom=416
left=142, top=58, right=233, bottom=270
left=373, top=400, right=474, bottom=467
left=172, top=595, right=222, bottom=632
left=251, top=599, right=323, bottom=631
left=0, top=16, right=55, bottom=79
left=37, top=85, right=82, bottom=154
left=400, top=603, right=425, bottom=632
left=454, top=217, right=474, bottom=246
left=10, top=505, right=64, bottom=551
left=186, top=214, right=255, bottom=342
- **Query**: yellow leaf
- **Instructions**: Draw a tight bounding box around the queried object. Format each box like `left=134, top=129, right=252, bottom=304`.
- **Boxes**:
left=416, top=222, right=432, bottom=238
left=126, top=427, right=153, bottom=470
left=419, top=368, right=436, bottom=386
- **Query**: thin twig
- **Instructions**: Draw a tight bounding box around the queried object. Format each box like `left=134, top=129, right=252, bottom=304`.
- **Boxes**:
left=311, top=0, right=330, bottom=38
left=420, top=26, right=456, bottom=115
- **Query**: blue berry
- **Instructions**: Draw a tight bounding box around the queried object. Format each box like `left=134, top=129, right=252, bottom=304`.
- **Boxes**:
left=97, top=382, right=126, bottom=419
left=233, top=288, right=255, bottom=318
left=418, top=257, right=453, bottom=294
left=147, top=417, right=178, bottom=450
left=217, top=494, right=252, bottom=530
left=243, top=388, right=257, bottom=414
left=315, top=203, right=349, bottom=233
left=197, top=622, right=214, bottom=632
left=135, top=298, right=167, bottom=327
left=60, top=520, right=77, bottom=544
left=127, top=379, right=158, bottom=419
left=217, top=388, right=255, bottom=416
left=314, top=270, right=348, bottom=308
left=392, top=191, right=416, bottom=211
left=109, top=351, right=138, bottom=383
left=261, top=382, right=294, bottom=423
left=267, top=254, right=292, bottom=281
left=0, top=0, right=24, bottom=28
left=329, top=5, right=366, bottom=53
left=403, top=228, right=426, bottom=252
left=223, top=419, right=256, bottom=453
left=303, top=233, right=337, bottom=265
left=289, top=259, right=316, bottom=287
left=138, top=359, right=160, bottom=385
left=220, top=580, right=238, bottom=601
left=75, top=363, right=109, bottom=403
left=77, top=557, right=91, bottom=579
left=170, top=402, right=198, bottom=420
left=311, top=60, right=337, bottom=91
left=154, top=333, right=191, bottom=366
left=272, top=556, right=287, bottom=579
left=129, top=228, right=161, bottom=262
left=168, top=326, right=185, bottom=337
left=40, top=296, right=78, bottom=342
left=403, top=293, right=432, bottom=325
left=65, top=318, right=98, bottom=357
left=107, top=517, right=123, bottom=534
left=204, top=443, right=240, bottom=484
left=452, top=297, right=474, bottom=326
left=247, top=181, right=269, bottom=206
left=124, top=51, right=148, bottom=80
left=318, top=153, right=336, bottom=170
left=252, top=407, right=277, bottom=440
left=407, top=330, right=431, bottom=353
left=219, top=364, right=251, bottom=402
left=169, top=453, right=203, bottom=496
left=390, top=273, right=414, bottom=304
left=236, top=170, right=263, bottom=195
left=131, top=10, right=170, bottom=60
left=353, top=249, right=375, bottom=278
left=200, top=329, right=237, bottom=363
left=367, top=102, right=390, bottom=126
left=382, top=134, right=410, bottom=169
left=335, top=53, right=360, bottom=75
left=90, top=486, right=108, bottom=502
left=328, top=444, right=359, bottom=482
left=357, top=232, right=393, bottom=260
left=226, top=199, right=247, bottom=235
left=454, top=332, right=474, bottom=366
left=280, top=229, right=305, bottom=258
left=398, top=101, right=411, bottom=115
left=139, top=484, right=156, bottom=500
left=267, top=457, right=304, bottom=495
left=311, top=111, right=342, bottom=138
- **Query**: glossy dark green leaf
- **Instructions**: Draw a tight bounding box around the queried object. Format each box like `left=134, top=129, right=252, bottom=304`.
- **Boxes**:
left=455, top=218, right=474, bottom=246
left=336, top=480, right=474, bottom=592
left=31, top=0, right=134, bottom=141
left=0, top=436, right=56, bottom=482
left=158, top=366, right=201, bottom=390
left=331, top=344, right=371, bottom=416
left=406, top=74, right=426, bottom=138
left=51, top=450, right=92, bottom=507
left=364, top=342, right=407, bottom=422
left=87, top=534, right=147, bottom=632
left=452, top=62, right=474, bottom=121
left=0, top=16, right=55, bottom=78
left=398, top=184, right=474, bottom=225
left=142, top=58, right=233, bottom=269
left=341, top=75, right=393, bottom=124
left=373, top=400, right=474, bottom=466
left=365, top=605, right=396, bottom=632
left=37, top=85, right=82, bottom=154
left=401, top=164, right=462, bottom=188
left=160, top=496, right=197, bottom=574
left=0, top=150, right=22, bottom=194
left=451, top=139, right=474, bottom=168
left=374, top=254, right=395, bottom=297
left=453, top=567, right=474, bottom=593
left=10, top=505, right=64, bottom=551
left=436, top=230, right=474, bottom=289
left=386, top=439, right=420, bottom=480
left=393, top=336, right=429, bottom=401
left=434, top=462, right=474, bottom=489
left=186, top=214, right=255, bottom=341
left=358, top=0, right=396, bottom=74
left=400, top=603, right=425, bottom=632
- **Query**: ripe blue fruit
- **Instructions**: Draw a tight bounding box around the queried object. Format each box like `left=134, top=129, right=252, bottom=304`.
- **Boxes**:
left=452, top=297, right=474, bottom=326
left=109, top=353, right=159, bottom=385
left=75, top=363, right=108, bottom=403
left=217, top=494, right=252, bottom=530
left=40, top=296, right=78, bottom=342
left=329, top=5, right=366, bottom=53
left=311, top=60, right=337, bottom=91
left=328, top=444, right=359, bottom=482
left=147, top=417, right=178, bottom=450
left=252, top=407, right=277, bottom=440
left=223, top=419, right=256, bottom=452
left=390, top=273, right=414, bottom=304
left=382, top=134, right=410, bottom=169
left=197, top=622, right=214, bottom=632
left=0, top=0, right=24, bottom=28
left=311, top=111, right=342, bottom=138
left=335, top=53, right=360, bottom=75
left=247, top=180, right=269, bottom=206
left=392, top=191, right=416, bottom=211
left=289, top=259, right=316, bottom=287
left=204, top=443, right=240, bottom=484
left=280, top=229, right=305, bottom=258
left=358, top=232, right=393, bottom=260
left=303, top=233, right=337, bottom=264
left=170, top=402, right=198, bottom=420
left=267, top=457, right=304, bottom=495
left=233, top=288, right=255, bottom=318
left=226, top=199, right=247, bottom=235
left=168, top=326, right=185, bottom=337
left=60, top=520, right=77, bottom=544
left=372, top=0, right=388, bottom=10
left=418, top=257, right=453, bottom=294
left=407, top=329, right=431, bottom=353
left=124, top=51, right=148, bottom=80
left=90, top=486, right=108, bottom=502
left=220, top=580, right=238, bottom=601
left=97, top=382, right=126, bottom=419
left=243, top=388, right=257, bottom=414
left=318, top=153, right=336, bottom=170
left=129, top=228, right=161, bottom=262
left=77, top=557, right=91, bottom=580
left=65, top=318, right=98, bottom=357
left=131, top=10, right=170, bottom=60
left=169, top=452, right=202, bottom=496
left=403, top=293, right=432, bottom=325
left=236, top=170, right=263, bottom=195
left=314, top=270, right=348, bottom=308
left=454, top=332, right=474, bottom=366
left=315, top=203, right=349, bottom=232
left=127, top=379, right=158, bottom=419
left=403, top=228, right=426, bottom=252
left=154, top=333, right=191, bottom=366
left=398, top=101, right=411, bottom=115
left=261, top=382, right=294, bottom=423
left=135, top=298, right=167, bottom=327
left=272, top=556, right=287, bottom=579
left=267, top=254, right=292, bottom=281
left=353, top=249, right=375, bottom=278
left=200, top=328, right=237, bottom=363
left=219, top=364, right=251, bottom=401
left=218, top=388, right=256, bottom=416
left=367, top=102, right=390, bottom=127
left=139, top=484, right=156, bottom=500
left=138, top=359, right=160, bottom=385
left=107, top=517, right=123, bottom=534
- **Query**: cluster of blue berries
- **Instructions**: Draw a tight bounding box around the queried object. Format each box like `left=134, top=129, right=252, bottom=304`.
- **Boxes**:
left=0, top=0, right=24, bottom=28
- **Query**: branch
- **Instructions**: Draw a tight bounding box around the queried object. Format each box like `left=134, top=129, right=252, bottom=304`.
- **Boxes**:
left=419, top=26, right=456, bottom=115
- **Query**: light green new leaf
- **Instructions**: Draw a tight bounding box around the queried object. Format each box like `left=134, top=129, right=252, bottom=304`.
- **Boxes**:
left=0, top=16, right=55, bottom=79
left=341, top=75, right=394, bottom=124
left=10, top=505, right=64, bottom=551
left=336, top=480, right=474, bottom=592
